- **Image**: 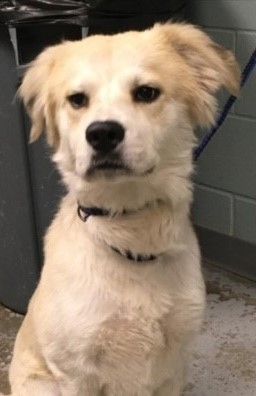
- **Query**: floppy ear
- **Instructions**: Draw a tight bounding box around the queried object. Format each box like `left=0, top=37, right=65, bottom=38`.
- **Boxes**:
left=19, top=45, right=59, bottom=146
left=158, top=23, right=241, bottom=127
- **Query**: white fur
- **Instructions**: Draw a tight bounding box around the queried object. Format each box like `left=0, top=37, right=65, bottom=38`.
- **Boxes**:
left=6, top=23, right=240, bottom=396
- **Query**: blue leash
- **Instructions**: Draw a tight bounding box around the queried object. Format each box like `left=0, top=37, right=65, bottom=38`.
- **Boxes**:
left=194, top=48, right=256, bottom=161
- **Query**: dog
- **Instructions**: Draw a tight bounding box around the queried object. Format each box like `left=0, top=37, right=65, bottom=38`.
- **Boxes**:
left=5, top=23, right=240, bottom=396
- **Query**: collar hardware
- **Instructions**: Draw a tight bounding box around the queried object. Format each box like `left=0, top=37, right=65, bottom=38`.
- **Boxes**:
left=77, top=205, right=110, bottom=222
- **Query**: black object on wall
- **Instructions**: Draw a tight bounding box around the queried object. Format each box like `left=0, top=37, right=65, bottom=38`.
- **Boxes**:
left=88, top=0, right=186, bottom=34
left=0, top=1, right=187, bottom=314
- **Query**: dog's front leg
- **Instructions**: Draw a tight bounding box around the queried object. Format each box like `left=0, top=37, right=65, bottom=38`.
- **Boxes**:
left=153, top=356, right=185, bottom=396
left=6, top=378, right=61, bottom=396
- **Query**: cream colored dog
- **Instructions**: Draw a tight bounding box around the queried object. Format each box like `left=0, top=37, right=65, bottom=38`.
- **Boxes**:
left=6, top=23, right=240, bottom=396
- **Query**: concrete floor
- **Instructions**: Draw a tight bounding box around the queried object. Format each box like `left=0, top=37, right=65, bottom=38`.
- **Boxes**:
left=0, top=263, right=256, bottom=395
left=184, top=263, right=256, bottom=396
left=0, top=306, right=22, bottom=395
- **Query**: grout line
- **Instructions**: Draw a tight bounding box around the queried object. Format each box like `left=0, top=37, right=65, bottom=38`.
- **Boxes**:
left=230, top=194, right=235, bottom=236
left=195, top=183, right=235, bottom=198
left=228, top=114, right=256, bottom=122
left=233, top=194, right=256, bottom=205
left=203, top=27, right=237, bottom=35
left=195, top=183, right=256, bottom=203
left=201, top=25, right=256, bottom=34
left=234, top=29, right=238, bottom=54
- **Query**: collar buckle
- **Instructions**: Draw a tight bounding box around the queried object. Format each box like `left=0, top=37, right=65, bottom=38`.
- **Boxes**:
left=77, top=204, right=110, bottom=222
left=77, top=206, right=90, bottom=222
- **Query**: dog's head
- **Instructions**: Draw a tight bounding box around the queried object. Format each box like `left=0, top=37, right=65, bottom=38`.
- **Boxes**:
left=20, top=24, right=240, bottom=207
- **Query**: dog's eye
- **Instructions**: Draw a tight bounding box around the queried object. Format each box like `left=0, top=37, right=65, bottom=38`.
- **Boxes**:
left=67, top=93, right=89, bottom=109
left=132, top=85, right=161, bottom=103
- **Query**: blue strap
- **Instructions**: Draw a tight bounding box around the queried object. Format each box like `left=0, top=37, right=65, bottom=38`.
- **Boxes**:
left=194, top=48, right=256, bottom=161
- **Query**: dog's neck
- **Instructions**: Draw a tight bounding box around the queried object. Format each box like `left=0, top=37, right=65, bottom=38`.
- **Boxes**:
left=74, top=196, right=188, bottom=260
left=67, top=168, right=192, bottom=259
left=75, top=181, right=161, bottom=215
left=77, top=202, right=161, bottom=263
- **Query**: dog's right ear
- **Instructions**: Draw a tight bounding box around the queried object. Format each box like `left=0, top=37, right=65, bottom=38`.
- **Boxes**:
left=155, top=23, right=240, bottom=128
left=19, top=45, right=59, bottom=146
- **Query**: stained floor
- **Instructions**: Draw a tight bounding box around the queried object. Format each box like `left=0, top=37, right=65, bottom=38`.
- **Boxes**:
left=0, top=263, right=256, bottom=395
left=184, top=263, right=256, bottom=396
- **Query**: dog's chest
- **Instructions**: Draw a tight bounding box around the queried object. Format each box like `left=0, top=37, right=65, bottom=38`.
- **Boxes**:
left=90, top=310, right=166, bottom=363
left=46, top=288, right=170, bottom=385
left=63, top=298, right=167, bottom=357
left=81, top=311, right=167, bottom=391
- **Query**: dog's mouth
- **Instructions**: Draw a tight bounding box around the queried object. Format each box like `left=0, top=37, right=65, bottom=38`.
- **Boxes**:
left=86, top=160, right=130, bottom=177
left=85, top=154, right=155, bottom=179
left=94, top=161, right=127, bottom=171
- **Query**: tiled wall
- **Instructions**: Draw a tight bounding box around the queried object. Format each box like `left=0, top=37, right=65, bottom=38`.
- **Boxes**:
left=188, top=0, right=256, bottom=245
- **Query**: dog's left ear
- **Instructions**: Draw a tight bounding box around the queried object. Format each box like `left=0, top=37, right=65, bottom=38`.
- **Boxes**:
left=19, top=45, right=59, bottom=147
left=157, top=23, right=241, bottom=127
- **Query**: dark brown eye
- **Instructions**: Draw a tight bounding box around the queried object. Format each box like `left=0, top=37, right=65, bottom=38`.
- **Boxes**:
left=132, top=85, right=161, bottom=103
left=67, top=93, right=89, bottom=109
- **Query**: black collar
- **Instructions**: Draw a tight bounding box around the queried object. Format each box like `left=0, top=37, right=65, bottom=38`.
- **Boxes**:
left=77, top=204, right=157, bottom=263
left=111, top=246, right=157, bottom=263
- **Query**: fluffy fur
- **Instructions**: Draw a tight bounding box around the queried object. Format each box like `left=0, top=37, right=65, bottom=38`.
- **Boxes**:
left=5, top=23, right=240, bottom=396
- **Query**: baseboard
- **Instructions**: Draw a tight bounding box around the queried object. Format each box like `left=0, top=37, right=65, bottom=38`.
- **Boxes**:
left=196, top=226, right=256, bottom=281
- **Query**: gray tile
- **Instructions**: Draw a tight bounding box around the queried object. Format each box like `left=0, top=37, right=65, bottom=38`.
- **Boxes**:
left=188, top=0, right=256, bottom=30
left=204, top=28, right=236, bottom=52
left=195, top=116, right=256, bottom=199
left=234, top=196, right=256, bottom=244
left=193, top=184, right=232, bottom=235
left=197, top=226, right=256, bottom=279
left=235, top=31, right=256, bottom=118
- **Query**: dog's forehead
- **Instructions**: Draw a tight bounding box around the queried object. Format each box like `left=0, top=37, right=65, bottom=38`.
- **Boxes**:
left=54, top=30, right=170, bottom=88
left=76, top=30, right=159, bottom=64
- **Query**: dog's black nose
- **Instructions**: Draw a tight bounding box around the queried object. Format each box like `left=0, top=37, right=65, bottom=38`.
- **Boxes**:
left=86, top=121, right=125, bottom=153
